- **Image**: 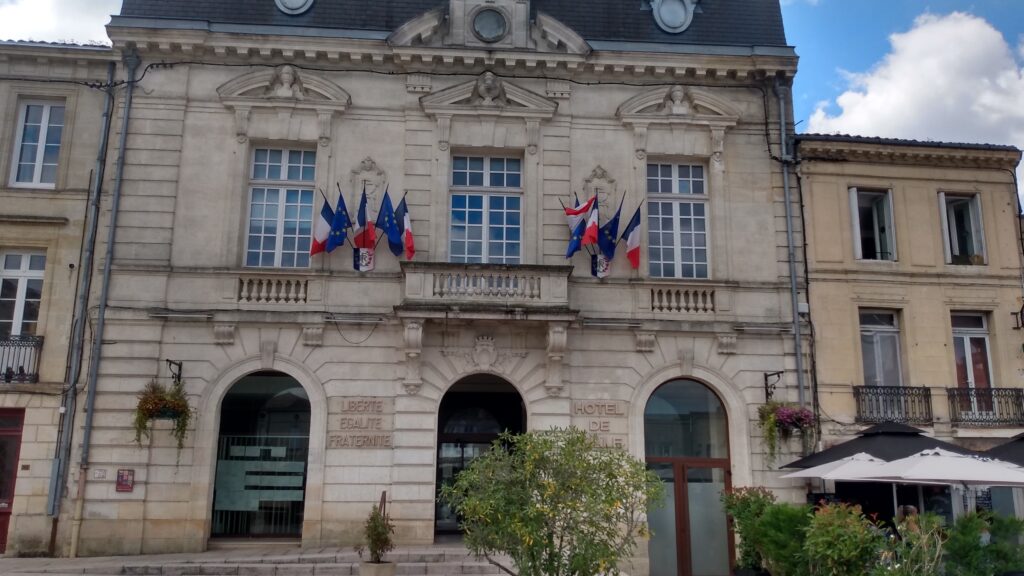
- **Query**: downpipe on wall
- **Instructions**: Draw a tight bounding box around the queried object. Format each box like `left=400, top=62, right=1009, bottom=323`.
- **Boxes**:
left=68, top=49, right=140, bottom=559
left=773, top=77, right=807, bottom=408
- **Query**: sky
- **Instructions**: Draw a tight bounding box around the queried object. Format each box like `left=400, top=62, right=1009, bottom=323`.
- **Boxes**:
left=0, top=0, right=1022, bottom=180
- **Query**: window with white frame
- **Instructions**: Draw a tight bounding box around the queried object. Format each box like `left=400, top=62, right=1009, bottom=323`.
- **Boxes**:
left=951, top=313, right=993, bottom=394
left=859, top=310, right=903, bottom=387
left=10, top=100, right=65, bottom=187
left=939, top=193, right=985, bottom=265
left=0, top=251, right=45, bottom=337
left=849, top=187, right=896, bottom=261
left=646, top=163, right=708, bottom=279
left=449, top=155, right=521, bottom=264
left=245, top=148, right=316, bottom=268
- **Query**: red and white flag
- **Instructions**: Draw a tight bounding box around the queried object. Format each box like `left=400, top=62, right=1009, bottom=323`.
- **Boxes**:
left=582, top=195, right=599, bottom=246
left=352, top=188, right=376, bottom=271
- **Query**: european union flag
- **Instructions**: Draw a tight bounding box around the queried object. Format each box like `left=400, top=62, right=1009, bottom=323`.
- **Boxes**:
left=598, top=199, right=622, bottom=260
left=325, top=189, right=351, bottom=253
left=375, top=189, right=403, bottom=257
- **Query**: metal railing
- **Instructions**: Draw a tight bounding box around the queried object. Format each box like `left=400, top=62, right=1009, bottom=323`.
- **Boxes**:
left=0, top=335, right=43, bottom=384
left=948, top=388, right=1024, bottom=427
left=853, top=386, right=933, bottom=424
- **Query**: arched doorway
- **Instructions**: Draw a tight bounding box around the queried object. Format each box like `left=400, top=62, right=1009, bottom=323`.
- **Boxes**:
left=435, top=376, right=525, bottom=534
left=645, top=379, right=732, bottom=576
left=211, top=371, right=311, bottom=539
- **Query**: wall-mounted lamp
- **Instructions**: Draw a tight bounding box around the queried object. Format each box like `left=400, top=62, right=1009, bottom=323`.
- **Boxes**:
left=165, top=359, right=182, bottom=386
left=763, top=371, right=783, bottom=403
left=1012, top=302, right=1024, bottom=330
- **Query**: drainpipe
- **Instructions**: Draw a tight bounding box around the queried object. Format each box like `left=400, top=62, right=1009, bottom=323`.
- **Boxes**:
left=773, top=77, right=807, bottom=407
left=69, top=50, right=139, bottom=558
left=47, top=62, right=117, bottom=527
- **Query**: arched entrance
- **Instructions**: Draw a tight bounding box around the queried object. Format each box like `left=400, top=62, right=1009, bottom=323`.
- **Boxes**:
left=435, top=376, right=525, bottom=534
left=645, top=378, right=732, bottom=576
left=211, top=371, right=311, bottom=539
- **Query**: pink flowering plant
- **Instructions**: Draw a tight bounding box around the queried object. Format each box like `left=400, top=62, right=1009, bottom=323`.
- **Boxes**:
left=758, top=401, right=816, bottom=466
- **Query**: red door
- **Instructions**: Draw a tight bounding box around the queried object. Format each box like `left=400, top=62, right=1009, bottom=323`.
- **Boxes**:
left=0, top=410, right=24, bottom=553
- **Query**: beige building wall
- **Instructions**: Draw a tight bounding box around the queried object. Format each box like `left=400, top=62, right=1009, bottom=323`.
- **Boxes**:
left=798, top=138, right=1023, bottom=451
left=0, top=43, right=114, bottom=555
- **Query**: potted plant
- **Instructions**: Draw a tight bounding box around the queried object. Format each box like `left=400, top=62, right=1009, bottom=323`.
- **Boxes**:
left=758, top=401, right=815, bottom=466
left=356, top=504, right=395, bottom=576
left=133, top=379, right=192, bottom=450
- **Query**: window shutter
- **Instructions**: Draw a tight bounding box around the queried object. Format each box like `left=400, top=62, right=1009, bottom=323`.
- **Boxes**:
left=849, top=187, right=862, bottom=260
left=971, top=194, right=986, bottom=263
left=938, top=192, right=951, bottom=264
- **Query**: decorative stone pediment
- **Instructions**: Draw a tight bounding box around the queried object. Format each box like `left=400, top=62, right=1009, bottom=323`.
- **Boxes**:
left=217, top=65, right=352, bottom=145
left=583, top=166, right=618, bottom=210
left=388, top=3, right=590, bottom=55
left=617, top=85, right=739, bottom=160
left=421, top=72, right=557, bottom=153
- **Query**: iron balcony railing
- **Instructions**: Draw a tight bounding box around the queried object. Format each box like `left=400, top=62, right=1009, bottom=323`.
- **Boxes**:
left=853, top=386, right=933, bottom=425
left=0, top=335, right=43, bottom=384
left=947, top=388, right=1024, bottom=427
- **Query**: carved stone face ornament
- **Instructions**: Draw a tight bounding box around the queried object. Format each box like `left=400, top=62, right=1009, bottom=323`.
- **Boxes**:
left=474, top=72, right=509, bottom=106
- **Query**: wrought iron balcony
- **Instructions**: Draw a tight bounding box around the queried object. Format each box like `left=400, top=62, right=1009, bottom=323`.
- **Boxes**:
left=0, top=335, right=43, bottom=384
left=947, top=388, right=1024, bottom=427
left=853, top=386, right=933, bottom=425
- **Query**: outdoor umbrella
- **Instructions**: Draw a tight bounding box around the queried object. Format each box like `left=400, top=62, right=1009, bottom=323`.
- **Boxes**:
left=852, top=448, right=1024, bottom=487
left=784, top=422, right=977, bottom=469
left=781, top=452, right=886, bottom=481
left=986, top=432, right=1024, bottom=467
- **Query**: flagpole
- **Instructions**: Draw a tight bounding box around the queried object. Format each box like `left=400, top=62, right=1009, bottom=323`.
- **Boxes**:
left=336, top=182, right=357, bottom=251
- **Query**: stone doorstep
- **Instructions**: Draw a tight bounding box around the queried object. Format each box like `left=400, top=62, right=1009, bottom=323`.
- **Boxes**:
left=117, top=562, right=503, bottom=576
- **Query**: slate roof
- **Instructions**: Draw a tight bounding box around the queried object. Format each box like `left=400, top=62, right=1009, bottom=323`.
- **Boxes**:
left=117, top=0, right=789, bottom=48
left=797, top=133, right=1021, bottom=154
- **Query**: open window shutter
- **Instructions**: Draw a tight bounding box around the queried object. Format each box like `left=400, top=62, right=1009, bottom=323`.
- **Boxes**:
left=971, top=194, right=986, bottom=263
left=885, top=190, right=897, bottom=260
left=849, top=187, right=862, bottom=260
left=938, top=192, right=951, bottom=263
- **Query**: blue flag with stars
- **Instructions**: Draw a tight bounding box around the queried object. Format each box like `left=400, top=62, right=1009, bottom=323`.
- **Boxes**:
left=598, top=198, right=622, bottom=260
left=325, top=189, right=351, bottom=253
left=375, top=189, right=403, bottom=256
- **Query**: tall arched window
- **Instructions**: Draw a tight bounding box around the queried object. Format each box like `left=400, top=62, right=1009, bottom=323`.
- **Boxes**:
left=645, top=379, right=732, bottom=576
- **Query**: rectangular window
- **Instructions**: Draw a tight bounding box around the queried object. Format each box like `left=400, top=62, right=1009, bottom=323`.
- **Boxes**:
left=952, top=313, right=992, bottom=390
left=10, top=101, right=64, bottom=187
left=859, top=310, right=902, bottom=387
left=245, top=148, right=316, bottom=268
left=0, top=251, right=45, bottom=337
left=646, top=163, right=708, bottom=279
left=449, top=155, right=522, bottom=264
left=939, top=193, right=985, bottom=265
left=849, top=187, right=895, bottom=260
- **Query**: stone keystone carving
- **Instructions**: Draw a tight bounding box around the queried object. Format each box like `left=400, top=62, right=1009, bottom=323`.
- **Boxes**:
left=350, top=157, right=387, bottom=204
left=583, top=165, right=617, bottom=209
left=472, top=72, right=510, bottom=107
left=402, top=320, right=423, bottom=395
left=659, top=85, right=696, bottom=116
left=265, top=65, right=306, bottom=100
left=545, top=323, right=568, bottom=397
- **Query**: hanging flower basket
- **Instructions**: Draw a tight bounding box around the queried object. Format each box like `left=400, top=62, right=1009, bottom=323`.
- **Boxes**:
left=757, top=401, right=815, bottom=467
left=133, top=379, right=192, bottom=451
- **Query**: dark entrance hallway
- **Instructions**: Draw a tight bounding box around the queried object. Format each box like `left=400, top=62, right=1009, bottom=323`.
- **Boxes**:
left=435, top=376, right=524, bottom=534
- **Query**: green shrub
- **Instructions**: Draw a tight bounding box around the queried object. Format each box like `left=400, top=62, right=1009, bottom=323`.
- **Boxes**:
left=355, top=504, right=395, bottom=564
left=804, top=503, right=884, bottom=576
left=721, top=486, right=776, bottom=569
left=874, top=513, right=945, bottom=576
left=944, top=513, right=991, bottom=576
left=751, top=503, right=812, bottom=576
left=988, top=514, right=1024, bottom=574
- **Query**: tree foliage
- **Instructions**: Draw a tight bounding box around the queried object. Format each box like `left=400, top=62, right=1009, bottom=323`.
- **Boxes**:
left=439, top=427, right=663, bottom=576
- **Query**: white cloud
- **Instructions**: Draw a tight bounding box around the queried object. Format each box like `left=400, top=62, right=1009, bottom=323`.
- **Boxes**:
left=0, top=0, right=120, bottom=44
left=809, top=11, right=1024, bottom=183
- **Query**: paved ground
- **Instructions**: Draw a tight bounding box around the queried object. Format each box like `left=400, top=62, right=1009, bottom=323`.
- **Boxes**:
left=0, top=545, right=499, bottom=576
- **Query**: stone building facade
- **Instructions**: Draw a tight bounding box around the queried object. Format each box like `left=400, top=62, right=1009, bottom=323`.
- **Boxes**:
left=31, top=0, right=808, bottom=571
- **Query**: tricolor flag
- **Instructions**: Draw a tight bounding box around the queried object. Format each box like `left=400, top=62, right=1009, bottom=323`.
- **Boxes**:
left=621, top=205, right=642, bottom=269
left=582, top=195, right=599, bottom=247
left=394, top=196, right=415, bottom=260
left=310, top=192, right=334, bottom=256
left=564, top=195, right=597, bottom=258
left=325, top=188, right=350, bottom=253
left=376, top=189, right=403, bottom=257
left=352, top=188, right=376, bottom=272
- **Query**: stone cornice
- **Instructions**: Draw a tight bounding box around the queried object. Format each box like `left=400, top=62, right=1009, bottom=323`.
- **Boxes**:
left=798, top=140, right=1022, bottom=171
left=105, top=25, right=797, bottom=81
left=0, top=214, right=70, bottom=226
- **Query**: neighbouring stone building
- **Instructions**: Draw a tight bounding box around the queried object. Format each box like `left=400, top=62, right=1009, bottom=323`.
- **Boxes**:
left=796, top=134, right=1024, bottom=518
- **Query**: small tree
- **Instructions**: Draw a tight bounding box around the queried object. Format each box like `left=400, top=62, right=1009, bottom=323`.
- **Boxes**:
left=440, top=427, right=663, bottom=576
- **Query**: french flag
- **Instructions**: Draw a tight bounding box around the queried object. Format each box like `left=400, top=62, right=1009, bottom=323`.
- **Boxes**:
left=310, top=192, right=334, bottom=256
left=564, top=195, right=597, bottom=257
left=621, top=205, right=642, bottom=269
left=352, top=188, right=376, bottom=271
left=394, top=196, right=415, bottom=260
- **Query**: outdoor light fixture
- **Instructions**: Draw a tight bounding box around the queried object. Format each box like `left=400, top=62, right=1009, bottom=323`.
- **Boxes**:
left=324, top=313, right=386, bottom=325
left=763, top=371, right=783, bottom=402
left=581, top=318, right=644, bottom=329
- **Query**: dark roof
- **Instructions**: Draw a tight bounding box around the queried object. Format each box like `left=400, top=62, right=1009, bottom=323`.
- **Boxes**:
left=117, top=0, right=789, bottom=48
left=796, top=133, right=1021, bottom=154
left=987, top=433, right=1024, bottom=467
left=783, top=423, right=979, bottom=469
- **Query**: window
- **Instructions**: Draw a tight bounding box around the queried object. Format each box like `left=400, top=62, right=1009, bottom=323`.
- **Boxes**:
left=849, top=187, right=895, bottom=260
left=10, top=101, right=64, bottom=187
left=646, top=163, right=708, bottom=279
left=449, top=155, right=521, bottom=264
left=245, top=148, right=316, bottom=268
left=0, top=252, right=45, bottom=337
left=859, top=310, right=902, bottom=387
left=939, top=193, right=985, bottom=265
left=951, top=313, right=992, bottom=392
